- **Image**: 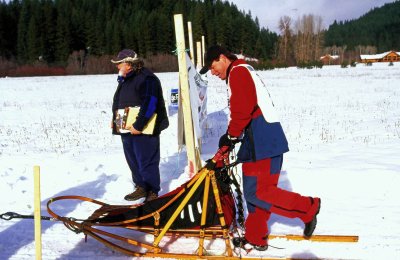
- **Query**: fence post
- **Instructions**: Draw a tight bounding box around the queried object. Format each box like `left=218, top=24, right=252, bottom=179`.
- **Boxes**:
left=174, top=14, right=201, bottom=176
left=187, top=21, right=195, bottom=65
left=196, top=41, right=202, bottom=70
left=34, top=165, right=42, bottom=260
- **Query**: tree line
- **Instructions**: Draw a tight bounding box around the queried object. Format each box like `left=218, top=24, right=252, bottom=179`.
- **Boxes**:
left=0, top=0, right=277, bottom=75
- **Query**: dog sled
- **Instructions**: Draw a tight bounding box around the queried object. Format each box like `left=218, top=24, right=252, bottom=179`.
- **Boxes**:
left=46, top=146, right=252, bottom=259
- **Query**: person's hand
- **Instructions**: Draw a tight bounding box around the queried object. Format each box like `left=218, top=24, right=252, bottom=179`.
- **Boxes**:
left=218, top=133, right=239, bottom=148
left=117, top=66, right=127, bottom=83
left=205, top=159, right=216, bottom=170
left=205, top=146, right=231, bottom=170
left=126, top=125, right=142, bottom=135
left=118, top=67, right=127, bottom=77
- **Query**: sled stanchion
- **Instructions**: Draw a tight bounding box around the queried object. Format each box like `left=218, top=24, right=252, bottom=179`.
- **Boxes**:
left=197, top=174, right=211, bottom=256
left=210, top=171, right=233, bottom=257
left=33, top=165, right=42, bottom=260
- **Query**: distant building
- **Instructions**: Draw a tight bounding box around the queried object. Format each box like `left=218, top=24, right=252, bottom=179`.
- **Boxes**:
left=320, top=54, right=339, bottom=65
left=360, top=51, right=400, bottom=63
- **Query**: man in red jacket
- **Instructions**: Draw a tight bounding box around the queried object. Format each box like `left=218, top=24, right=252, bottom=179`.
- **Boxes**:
left=200, top=45, right=321, bottom=251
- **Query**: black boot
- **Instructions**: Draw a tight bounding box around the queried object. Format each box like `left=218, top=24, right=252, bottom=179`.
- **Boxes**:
left=304, top=198, right=321, bottom=238
left=232, top=237, right=268, bottom=251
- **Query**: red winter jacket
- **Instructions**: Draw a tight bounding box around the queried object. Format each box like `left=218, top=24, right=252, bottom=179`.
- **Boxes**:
left=227, top=59, right=259, bottom=137
left=226, top=59, right=289, bottom=162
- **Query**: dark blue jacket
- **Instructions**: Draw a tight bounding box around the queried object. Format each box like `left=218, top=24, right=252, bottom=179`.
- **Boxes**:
left=112, top=68, right=169, bottom=135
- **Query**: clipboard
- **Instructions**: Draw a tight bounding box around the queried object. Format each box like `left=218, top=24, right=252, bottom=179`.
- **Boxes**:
left=115, top=107, right=157, bottom=135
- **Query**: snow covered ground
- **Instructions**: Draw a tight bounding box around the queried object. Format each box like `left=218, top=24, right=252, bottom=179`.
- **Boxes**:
left=1, top=62, right=399, bottom=259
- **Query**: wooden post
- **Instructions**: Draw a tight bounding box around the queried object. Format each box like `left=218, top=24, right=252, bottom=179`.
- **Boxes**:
left=187, top=21, right=195, bottom=65
left=201, top=36, right=206, bottom=66
left=33, top=165, right=42, bottom=260
left=174, top=14, right=201, bottom=176
left=196, top=41, right=202, bottom=70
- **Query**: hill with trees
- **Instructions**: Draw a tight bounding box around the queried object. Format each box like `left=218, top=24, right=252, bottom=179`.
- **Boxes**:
left=0, top=0, right=277, bottom=76
left=324, top=1, right=400, bottom=53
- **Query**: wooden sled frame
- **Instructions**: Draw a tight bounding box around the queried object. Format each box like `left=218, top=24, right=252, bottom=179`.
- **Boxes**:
left=47, top=166, right=245, bottom=259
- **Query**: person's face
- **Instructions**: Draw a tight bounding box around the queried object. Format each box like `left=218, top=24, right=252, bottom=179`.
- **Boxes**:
left=210, top=54, right=231, bottom=80
left=116, top=62, right=132, bottom=75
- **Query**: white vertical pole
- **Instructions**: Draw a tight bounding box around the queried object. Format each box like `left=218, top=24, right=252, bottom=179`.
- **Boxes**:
left=174, top=14, right=201, bottom=176
left=201, top=36, right=206, bottom=66
left=196, top=41, right=202, bottom=70
left=187, top=21, right=195, bottom=65
left=33, top=165, right=42, bottom=260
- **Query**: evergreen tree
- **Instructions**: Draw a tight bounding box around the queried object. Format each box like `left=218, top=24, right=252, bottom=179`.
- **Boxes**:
left=94, top=2, right=107, bottom=55
left=0, top=0, right=20, bottom=58
left=40, top=0, right=56, bottom=63
left=54, top=0, right=72, bottom=63
left=0, top=3, right=6, bottom=56
left=110, top=15, right=122, bottom=55
left=26, top=13, right=40, bottom=62
left=16, top=0, right=30, bottom=62
left=144, top=10, right=157, bottom=55
left=156, top=13, right=174, bottom=53
left=192, top=1, right=206, bottom=43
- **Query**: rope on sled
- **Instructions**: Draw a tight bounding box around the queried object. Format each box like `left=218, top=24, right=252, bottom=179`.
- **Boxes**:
left=0, top=211, right=55, bottom=221
left=0, top=211, right=89, bottom=236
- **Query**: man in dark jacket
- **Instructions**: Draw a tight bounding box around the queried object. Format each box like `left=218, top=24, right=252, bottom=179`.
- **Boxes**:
left=200, top=45, right=321, bottom=251
left=111, top=49, right=169, bottom=202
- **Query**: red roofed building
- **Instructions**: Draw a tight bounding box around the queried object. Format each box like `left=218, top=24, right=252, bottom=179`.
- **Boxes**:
left=320, top=54, right=340, bottom=65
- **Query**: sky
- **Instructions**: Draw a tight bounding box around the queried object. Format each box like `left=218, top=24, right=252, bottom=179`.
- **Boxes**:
left=229, top=0, right=397, bottom=33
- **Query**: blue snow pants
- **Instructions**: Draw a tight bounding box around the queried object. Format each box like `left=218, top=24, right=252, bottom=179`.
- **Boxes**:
left=121, top=134, right=160, bottom=194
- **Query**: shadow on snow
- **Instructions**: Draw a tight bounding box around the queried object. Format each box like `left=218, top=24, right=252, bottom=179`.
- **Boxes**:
left=0, top=174, right=117, bottom=259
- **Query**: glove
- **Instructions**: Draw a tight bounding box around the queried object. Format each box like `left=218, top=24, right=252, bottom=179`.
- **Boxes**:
left=205, top=159, right=216, bottom=170
left=218, top=133, right=239, bottom=148
left=205, top=145, right=231, bottom=170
